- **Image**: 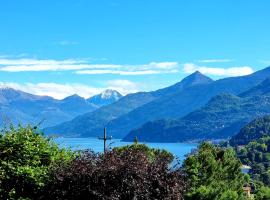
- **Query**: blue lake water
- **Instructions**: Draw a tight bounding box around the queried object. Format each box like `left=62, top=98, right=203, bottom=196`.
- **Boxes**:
left=55, top=137, right=197, bottom=162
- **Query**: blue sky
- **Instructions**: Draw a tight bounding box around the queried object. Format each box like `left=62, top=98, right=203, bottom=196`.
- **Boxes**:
left=0, top=0, right=270, bottom=99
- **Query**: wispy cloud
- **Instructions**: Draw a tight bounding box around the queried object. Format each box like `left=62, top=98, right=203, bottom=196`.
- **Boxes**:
left=0, top=80, right=139, bottom=99
left=0, top=58, right=180, bottom=75
left=75, top=69, right=177, bottom=75
left=74, top=61, right=179, bottom=75
left=0, top=53, right=30, bottom=59
left=106, top=79, right=139, bottom=94
left=54, top=40, right=78, bottom=46
left=0, top=82, right=101, bottom=99
left=197, top=59, right=234, bottom=63
left=183, top=63, right=253, bottom=77
left=0, top=58, right=81, bottom=66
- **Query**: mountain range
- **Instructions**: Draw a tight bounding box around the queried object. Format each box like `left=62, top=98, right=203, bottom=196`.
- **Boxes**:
left=45, top=66, right=270, bottom=141
left=0, top=88, right=122, bottom=128
left=124, top=72, right=270, bottom=142
left=229, top=115, right=270, bottom=146
left=124, top=93, right=270, bottom=142
left=43, top=71, right=214, bottom=137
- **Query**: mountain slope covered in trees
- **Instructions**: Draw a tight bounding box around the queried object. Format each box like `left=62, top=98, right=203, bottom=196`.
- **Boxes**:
left=44, top=71, right=214, bottom=137
left=230, top=116, right=270, bottom=146
left=45, top=66, right=270, bottom=138
left=123, top=93, right=270, bottom=142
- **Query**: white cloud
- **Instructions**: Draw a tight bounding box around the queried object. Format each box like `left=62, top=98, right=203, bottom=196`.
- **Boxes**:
left=0, top=58, right=180, bottom=75
left=106, top=80, right=139, bottom=94
left=0, top=64, right=122, bottom=72
left=197, top=59, right=234, bottom=63
left=183, top=63, right=254, bottom=77
left=76, top=62, right=179, bottom=75
left=75, top=69, right=163, bottom=75
left=0, top=58, right=82, bottom=66
left=0, top=82, right=102, bottom=99
left=0, top=80, right=139, bottom=99
left=54, top=40, right=78, bottom=46
left=146, top=62, right=178, bottom=69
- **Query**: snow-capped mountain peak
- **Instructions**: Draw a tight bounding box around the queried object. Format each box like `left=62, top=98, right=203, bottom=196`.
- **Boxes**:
left=100, top=89, right=122, bottom=99
left=87, top=89, right=123, bottom=107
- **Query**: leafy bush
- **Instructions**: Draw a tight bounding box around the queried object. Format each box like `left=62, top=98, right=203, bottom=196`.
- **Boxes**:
left=238, top=136, right=270, bottom=186
left=183, top=142, right=245, bottom=200
left=256, top=186, right=270, bottom=200
left=0, top=125, right=73, bottom=199
left=113, top=142, right=174, bottom=163
left=44, top=146, right=186, bottom=200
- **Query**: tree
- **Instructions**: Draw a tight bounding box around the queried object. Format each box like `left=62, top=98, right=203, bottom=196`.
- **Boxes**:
left=237, top=136, right=270, bottom=186
left=0, top=125, right=73, bottom=199
left=183, top=142, right=245, bottom=200
left=113, top=143, right=174, bottom=163
left=256, top=186, right=270, bottom=200
left=44, top=146, right=186, bottom=200
left=230, top=116, right=270, bottom=146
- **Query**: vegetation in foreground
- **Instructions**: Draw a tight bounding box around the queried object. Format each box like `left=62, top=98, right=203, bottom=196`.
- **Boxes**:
left=229, top=115, right=270, bottom=199
left=0, top=125, right=186, bottom=200
left=2, top=124, right=270, bottom=199
left=184, top=142, right=246, bottom=200
left=0, top=125, right=74, bottom=199
left=45, top=148, right=185, bottom=199
left=237, top=136, right=270, bottom=186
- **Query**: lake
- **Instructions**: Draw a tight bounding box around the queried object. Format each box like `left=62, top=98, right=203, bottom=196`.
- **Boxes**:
left=55, top=137, right=197, bottom=162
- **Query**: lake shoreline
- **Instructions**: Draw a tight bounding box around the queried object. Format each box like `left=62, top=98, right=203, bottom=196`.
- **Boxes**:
left=54, top=137, right=198, bottom=163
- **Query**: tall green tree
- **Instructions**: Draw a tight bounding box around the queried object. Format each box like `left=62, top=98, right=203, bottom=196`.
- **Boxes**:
left=183, top=142, right=245, bottom=200
left=237, top=136, right=270, bottom=186
left=113, top=143, right=174, bottom=163
left=0, top=125, right=73, bottom=200
left=256, top=186, right=270, bottom=200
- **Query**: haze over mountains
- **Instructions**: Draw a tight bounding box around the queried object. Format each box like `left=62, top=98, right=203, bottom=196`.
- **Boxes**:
left=2, top=66, right=270, bottom=142
left=229, top=116, right=270, bottom=146
left=124, top=93, right=270, bottom=142
left=44, top=71, right=214, bottom=137
left=45, top=66, right=270, bottom=142
left=124, top=70, right=270, bottom=142
left=0, top=88, right=122, bottom=128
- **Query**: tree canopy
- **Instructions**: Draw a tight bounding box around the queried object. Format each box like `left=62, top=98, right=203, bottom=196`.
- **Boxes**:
left=230, top=116, right=270, bottom=146
left=183, top=142, right=245, bottom=200
left=44, top=146, right=185, bottom=200
left=0, top=125, right=73, bottom=199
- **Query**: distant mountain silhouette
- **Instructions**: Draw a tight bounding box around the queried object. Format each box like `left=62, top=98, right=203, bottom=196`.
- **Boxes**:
left=44, top=71, right=213, bottom=137
left=0, top=88, right=120, bottom=128
left=45, top=67, right=270, bottom=139
left=124, top=76, right=270, bottom=142
left=229, top=116, right=270, bottom=146
left=240, top=77, right=270, bottom=97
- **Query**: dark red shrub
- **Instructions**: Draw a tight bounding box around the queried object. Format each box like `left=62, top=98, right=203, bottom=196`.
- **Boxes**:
left=43, top=148, right=186, bottom=200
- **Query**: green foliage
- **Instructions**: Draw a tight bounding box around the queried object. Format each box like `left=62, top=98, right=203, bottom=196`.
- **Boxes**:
left=0, top=125, right=74, bottom=200
left=113, top=142, right=174, bottom=163
left=238, top=136, right=270, bottom=186
left=184, top=142, right=245, bottom=200
left=125, top=93, right=270, bottom=142
left=230, top=116, right=270, bottom=146
left=255, top=186, right=270, bottom=200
